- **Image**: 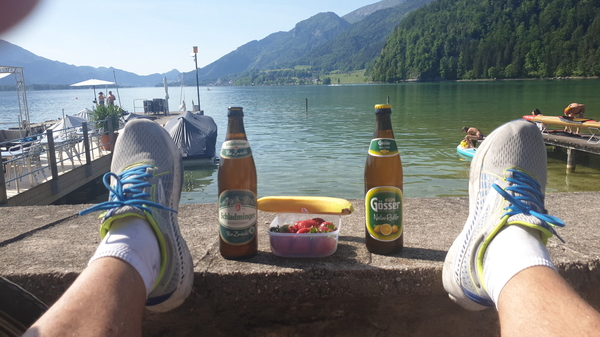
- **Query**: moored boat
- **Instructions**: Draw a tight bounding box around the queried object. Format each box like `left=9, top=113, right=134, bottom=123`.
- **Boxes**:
left=163, top=111, right=218, bottom=162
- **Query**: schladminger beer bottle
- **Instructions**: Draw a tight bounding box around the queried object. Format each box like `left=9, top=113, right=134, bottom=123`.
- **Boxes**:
left=218, top=107, right=258, bottom=259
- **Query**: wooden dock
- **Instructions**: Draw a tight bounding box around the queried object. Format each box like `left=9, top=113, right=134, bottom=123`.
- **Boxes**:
left=1, top=127, right=114, bottom=206
left=1, top=112, right=187, bottom=206
left=542, top=130, right=600, bottom=172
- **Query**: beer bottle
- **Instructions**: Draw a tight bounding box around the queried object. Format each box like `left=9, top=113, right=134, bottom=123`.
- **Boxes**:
left=364, top=104, right=404, bottom=254
left=218, top=107, right=258, bottom=259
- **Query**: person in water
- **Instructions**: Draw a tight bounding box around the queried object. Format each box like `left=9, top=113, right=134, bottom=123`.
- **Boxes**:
left=461, top=126, right=484, bottom=148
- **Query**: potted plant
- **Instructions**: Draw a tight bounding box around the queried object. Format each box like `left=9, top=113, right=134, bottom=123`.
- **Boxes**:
left=89, top=104, right=124, bottom=151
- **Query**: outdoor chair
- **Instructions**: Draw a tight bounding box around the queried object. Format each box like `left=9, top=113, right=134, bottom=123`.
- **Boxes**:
left=587, top=127, right=600, bottom=144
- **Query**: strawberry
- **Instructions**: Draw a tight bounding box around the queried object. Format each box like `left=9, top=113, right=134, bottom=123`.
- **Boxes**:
left=295, top=219, right=318, bottom=229
left=297, top=227, right=311, bottom=234
left=321, top=221, right=336, bottom=231
left=312, top=218, right=326, bottom=225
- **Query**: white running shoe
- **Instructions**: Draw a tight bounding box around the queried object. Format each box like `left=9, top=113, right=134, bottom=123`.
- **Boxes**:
left=442, top=119, right=565, bottom=310
left=80, top=119, right=193, bottom=312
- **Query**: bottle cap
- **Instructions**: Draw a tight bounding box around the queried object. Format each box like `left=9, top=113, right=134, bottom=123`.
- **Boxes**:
left=228, top=106, right=244, bottom=117
left=374, top=104, right=392, bottom=114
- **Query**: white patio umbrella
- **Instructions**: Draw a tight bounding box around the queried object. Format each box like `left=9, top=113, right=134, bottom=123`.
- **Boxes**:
left=70, top=79, right=115, bottom=104
left=73, top=108, right=92, bottom=121
left=47, top=115, right=87, bottom=139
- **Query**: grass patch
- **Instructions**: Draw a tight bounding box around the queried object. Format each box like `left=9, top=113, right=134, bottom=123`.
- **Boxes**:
left=326, top=70, right=367, bottom=84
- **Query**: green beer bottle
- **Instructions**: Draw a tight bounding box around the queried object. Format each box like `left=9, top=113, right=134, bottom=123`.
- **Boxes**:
left=364, top=104, right=404, bottom=254
left=218, top=107, right=258, bottom=259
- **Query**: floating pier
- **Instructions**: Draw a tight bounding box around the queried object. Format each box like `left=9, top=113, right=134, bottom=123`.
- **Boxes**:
left=542, top=131, right=600, bottom=173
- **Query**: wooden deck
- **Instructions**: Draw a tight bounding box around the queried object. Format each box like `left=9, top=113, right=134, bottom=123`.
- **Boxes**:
left=1, top=128, right=113, bottom=206
left=1, top=112, right=186, bottom=206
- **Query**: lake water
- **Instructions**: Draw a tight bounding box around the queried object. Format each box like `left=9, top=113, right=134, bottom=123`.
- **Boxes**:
left=2, top=79, right=600, bottom=204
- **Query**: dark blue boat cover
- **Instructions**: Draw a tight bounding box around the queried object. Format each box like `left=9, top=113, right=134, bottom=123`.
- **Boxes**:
left=164, top=111, right=217, bottom=159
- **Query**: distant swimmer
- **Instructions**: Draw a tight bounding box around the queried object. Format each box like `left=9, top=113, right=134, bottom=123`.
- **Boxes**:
left=461, top=126, right=484, bottom=148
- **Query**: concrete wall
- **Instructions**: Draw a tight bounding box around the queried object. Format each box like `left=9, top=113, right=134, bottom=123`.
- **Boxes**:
left=1, top=193, right=599, bottom=336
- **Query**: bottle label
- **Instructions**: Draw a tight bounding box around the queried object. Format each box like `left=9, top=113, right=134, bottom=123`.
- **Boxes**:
left=365, top=186, right=403, bottom=241
left=218, top=189, right=257, bottom=245
left=368, top=138, right=398, bottom=157
left=220, top=140, right=252, bottom=159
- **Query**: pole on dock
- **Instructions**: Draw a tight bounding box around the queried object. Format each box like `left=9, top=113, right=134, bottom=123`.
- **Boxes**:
left=193, top=46, right=202, bottom=115
left=0, top=151, right=7, bottom=205
left=46, top=129, right=60, bottom=194
left=82, top=123, right=92, bottom=177
left=566, top=148, right=576, bottom=173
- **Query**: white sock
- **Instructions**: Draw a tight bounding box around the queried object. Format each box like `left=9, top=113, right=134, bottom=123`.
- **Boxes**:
left=483, top=224, right=556, bottom=307
left=89, top=217, right=160, bottom=297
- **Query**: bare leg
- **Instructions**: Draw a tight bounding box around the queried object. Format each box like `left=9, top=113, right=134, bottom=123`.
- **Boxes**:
left=498, top=266, right=600, bottom=337
left=465, top=135, right=477, bottom=147
left=24, top=257, right=146, bottom=337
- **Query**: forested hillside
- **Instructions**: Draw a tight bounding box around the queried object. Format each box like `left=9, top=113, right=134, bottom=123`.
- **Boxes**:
left=371, top=0, right=600, bottom=82
left=195, top=12, right=350, bottom=81
left=342, top=0, right=406, bottom=23
left=297, top=0, right=434, bottom=72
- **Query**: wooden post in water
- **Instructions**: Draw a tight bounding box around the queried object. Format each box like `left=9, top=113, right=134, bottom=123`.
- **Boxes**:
left=387, top=96, right=390, bottom=104
left=305, top=98, right=308, bottom=114
left=566, top=148, right=576, bottom=173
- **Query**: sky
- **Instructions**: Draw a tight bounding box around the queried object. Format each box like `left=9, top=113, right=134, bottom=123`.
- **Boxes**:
left=1, top=0, right=377, bottom=76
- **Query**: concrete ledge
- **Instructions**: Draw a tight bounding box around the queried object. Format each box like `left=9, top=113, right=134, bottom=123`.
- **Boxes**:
left=1, top=193, right=600, bottom=336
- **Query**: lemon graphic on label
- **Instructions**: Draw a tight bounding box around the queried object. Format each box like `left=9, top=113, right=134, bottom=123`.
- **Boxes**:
left=374, top=225, right=381, bottom=233
left=380, top=224, right=393, bottom=236
left=392, top=225, right=399, bottom=234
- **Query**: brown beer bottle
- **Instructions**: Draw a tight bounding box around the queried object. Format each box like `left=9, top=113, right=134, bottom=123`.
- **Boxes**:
left=364, top=104, right=404, bottom=254
left=218, top=107, right=258, bottom=259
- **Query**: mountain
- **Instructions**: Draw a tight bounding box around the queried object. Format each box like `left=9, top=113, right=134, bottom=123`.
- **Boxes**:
left=342, top=0, right=407, bottom=24
left=296, top=0, right=436, bottom=72
left=0, top=40, right=180, bottom=86
left=193, top=12, right=351, bottom=81
left=371, top=0, right=600, bottom=81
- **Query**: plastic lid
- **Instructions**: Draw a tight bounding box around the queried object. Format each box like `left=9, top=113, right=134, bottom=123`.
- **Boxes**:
left=227, top=106, right=244, bottom=117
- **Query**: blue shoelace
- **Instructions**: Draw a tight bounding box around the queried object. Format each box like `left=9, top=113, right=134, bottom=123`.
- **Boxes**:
left=79, top=164, right=176, bottom=216
left=492, top=168, right=565, bottom=241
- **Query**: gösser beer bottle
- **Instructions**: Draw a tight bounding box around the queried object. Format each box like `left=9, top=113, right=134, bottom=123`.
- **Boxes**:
left=218, top=107, right=258, bottom=259
left=364, top=104, right=404, bottom=255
